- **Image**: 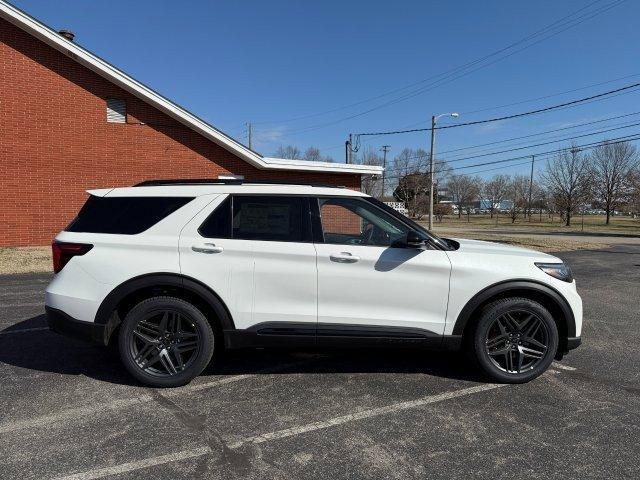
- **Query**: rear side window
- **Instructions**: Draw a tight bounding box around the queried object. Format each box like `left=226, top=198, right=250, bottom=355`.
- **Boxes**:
left=199, top=195, right=310, bottom=242
left=66, top=196, right=193, bottom=234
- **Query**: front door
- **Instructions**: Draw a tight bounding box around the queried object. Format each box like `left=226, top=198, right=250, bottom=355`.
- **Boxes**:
left=313, top=196, right=451, bottom=338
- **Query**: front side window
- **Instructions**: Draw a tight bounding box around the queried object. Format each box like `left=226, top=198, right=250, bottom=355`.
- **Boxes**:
left=318, top=197, right=412, bottom=247
left=199, top=195, right=310, bottom=242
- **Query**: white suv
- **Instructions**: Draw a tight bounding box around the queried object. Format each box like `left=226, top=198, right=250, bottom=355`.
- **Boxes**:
left=45, top=179, right=582, bottom=387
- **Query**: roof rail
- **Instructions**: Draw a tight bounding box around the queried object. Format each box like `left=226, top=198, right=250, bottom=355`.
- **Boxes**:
left=133, top=179, right=342, bottom=188
left=134, top=178, right=243, bottom=187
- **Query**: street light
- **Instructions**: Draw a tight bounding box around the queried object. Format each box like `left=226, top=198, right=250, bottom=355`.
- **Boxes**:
left=428, top=112, right=459, bottom=230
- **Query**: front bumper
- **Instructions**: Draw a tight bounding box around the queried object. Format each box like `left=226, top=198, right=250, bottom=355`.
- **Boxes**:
left=46, top=306, right=106, bottom=344
left=566, top=336, right=582, bottom=351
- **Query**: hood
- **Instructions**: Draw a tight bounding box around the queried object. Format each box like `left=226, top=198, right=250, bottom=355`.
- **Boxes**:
left=447, top=237, right=561, bottom=262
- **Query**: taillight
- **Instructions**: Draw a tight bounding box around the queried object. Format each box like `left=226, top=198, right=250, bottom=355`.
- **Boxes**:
left=52, top=241, right=93, bottom=273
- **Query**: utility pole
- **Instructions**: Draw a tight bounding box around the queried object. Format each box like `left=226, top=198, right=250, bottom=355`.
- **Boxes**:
left=381, top=145, right=390, bottom=199
left=345, top=138, right=350, bottom=164
left=428, top=116, right=437, bottom=230
left=428, top=112, right=459, bottom=230
left=247, top=122, right=253, bottom=150
left=528, top=155, right=535, bottom=222
left=347, top=134, right=353, bottom=164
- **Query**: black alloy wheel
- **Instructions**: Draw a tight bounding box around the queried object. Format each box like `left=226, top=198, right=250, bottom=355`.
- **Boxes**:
left=118, top=296, right=215, bottom=387
left=485, top=310, right=549, bottom=374
left=471, top=297, right=559, bottom=383
left=129, top=309, right=201, bottom=377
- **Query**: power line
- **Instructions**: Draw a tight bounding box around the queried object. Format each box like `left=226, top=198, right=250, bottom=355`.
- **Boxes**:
left=251, top=0, right=612, bottom=127
left=383, top=132, right=640, bottom=175
left=437, top=120, right=640, bottom=163
left=391, top=72, right=640, bottom=132
left=355, top=81, right=640, bottom=137
left=459, top=72, right=640, bottom=115
left=436, top=110, right=640, bottom=155
left=283, top=0, right=626, bottom=136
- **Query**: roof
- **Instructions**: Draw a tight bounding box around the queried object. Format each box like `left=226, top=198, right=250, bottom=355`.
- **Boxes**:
left=88, top=184, right=369, bottom=198
left=0, top=0, right=383, bottom=177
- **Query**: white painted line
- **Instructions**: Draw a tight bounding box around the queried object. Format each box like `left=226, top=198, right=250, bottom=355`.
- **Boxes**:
left=52, top=382, right=506, bottom=479
left=0, top=358, right=318, bottom=434
left=228, top=383, right=506, bottom=448
left=53, top=446, right=212, bottom=480
left=0, top=395, right=154, bottom=434
left=0, top=326, right=48, bottom=335
left=0, top=290, right=42, bottom=297
left=0, top=302, right=43, bottom=308
left=552, top=362, right=577, bottom=371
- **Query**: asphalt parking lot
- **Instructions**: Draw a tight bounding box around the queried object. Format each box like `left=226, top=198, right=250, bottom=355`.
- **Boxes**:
left=1, top=246, right=639, bottom=480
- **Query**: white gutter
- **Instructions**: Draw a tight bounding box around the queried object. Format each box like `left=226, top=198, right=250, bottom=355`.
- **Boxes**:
left=0, top=0, right=382, bottom=176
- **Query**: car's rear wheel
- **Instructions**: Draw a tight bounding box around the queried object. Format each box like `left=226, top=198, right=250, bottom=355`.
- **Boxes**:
left=118, top=296, right=214, bottom=387
left=470, top=297, right=558, bottom=383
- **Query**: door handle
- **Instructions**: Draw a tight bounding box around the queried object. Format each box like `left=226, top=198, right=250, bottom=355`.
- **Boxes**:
left=191, top=243, right=224, bottom=254
left=330, top=252, right=360, bottom=263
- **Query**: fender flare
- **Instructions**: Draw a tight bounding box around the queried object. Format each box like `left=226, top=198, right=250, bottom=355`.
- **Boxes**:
left=451, top=279, right=576, bottom=337
left=94, top=273, right=235, bottom=337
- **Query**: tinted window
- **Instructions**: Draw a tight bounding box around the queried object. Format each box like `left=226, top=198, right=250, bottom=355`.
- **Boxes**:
left=200, top=195, right=310, bottom=242
left=233, top=196, right=308, bottom=242
left=318, top=197, right=411, bottom=247
left=66, top=196, right=193, bottom=234
left=198, top=196, right=232, bottom=238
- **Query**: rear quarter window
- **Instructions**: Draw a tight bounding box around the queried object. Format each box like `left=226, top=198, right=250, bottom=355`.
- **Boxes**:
left=66, top=196, right=194, bottom=234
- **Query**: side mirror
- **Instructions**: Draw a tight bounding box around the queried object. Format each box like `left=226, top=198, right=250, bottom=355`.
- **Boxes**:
left=405, top=231, right=426, bottom=249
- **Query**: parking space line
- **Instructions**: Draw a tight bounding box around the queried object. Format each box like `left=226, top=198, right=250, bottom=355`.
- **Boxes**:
left=53, top=446, right=212, bottom=480
left=552, top=362, right=577, bottom=371
left=51, top=383, right=506, bottom=479
left=0, top=326, right=49, bottom=335
left=0, top=358, right=320, bottom=434
left=228, top=383, right=506, bottom=448
left=0, top=290, right=42, bottom=297
left=0, top=302, right=43, bottom=308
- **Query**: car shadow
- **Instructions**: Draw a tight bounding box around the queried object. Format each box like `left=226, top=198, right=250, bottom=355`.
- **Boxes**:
left=0, top=316, right=488, bottom=387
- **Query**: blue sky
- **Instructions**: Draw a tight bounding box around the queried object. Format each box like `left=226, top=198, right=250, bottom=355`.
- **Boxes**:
left=11, top=0, right=640, bottom=177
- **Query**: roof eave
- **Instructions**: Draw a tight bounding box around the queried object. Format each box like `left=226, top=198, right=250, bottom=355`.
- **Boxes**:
left=0, top=0, right=368, bottom=176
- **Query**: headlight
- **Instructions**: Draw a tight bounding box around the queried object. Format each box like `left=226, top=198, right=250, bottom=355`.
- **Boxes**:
left=535, top=262, right=573, bottom=283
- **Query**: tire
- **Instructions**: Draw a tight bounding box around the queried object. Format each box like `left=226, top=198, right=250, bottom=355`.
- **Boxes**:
left=470, top=297, right=558, bottom=383
left=118, top=296, right=215, bottom=387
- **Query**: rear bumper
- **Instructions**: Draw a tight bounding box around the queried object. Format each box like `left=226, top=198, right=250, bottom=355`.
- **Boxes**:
left=46, top=306, right=105, bottom=344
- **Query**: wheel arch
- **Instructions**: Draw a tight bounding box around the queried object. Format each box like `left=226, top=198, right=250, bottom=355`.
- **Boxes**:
left=452, top=279, right=576, bottom=353
left=94, top=273, right=235, bottom=346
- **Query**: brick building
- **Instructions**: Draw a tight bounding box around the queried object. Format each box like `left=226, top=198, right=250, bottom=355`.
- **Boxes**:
left=0, top=1, right=381, bottom=246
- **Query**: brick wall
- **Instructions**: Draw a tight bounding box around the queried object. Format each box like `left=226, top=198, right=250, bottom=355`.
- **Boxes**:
left=0, top=18, right=360, bottom=246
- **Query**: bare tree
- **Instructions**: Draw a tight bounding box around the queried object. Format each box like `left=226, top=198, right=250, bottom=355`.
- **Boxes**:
left=303, top=147, right=322, bottom=162
left=484, top=174, right=510, bottom=222
left=542, top=146, right=592, bottom=226
left=630, top=169, right=640, bottom=218
left=506, top=175, right=530, bottom=223
left=391, top=149, right=427, bottom=217
left=275, top=145, right=302, bottom=160
left=389, top=148, right=450, bottom=217
left=359, top=146, right=384, bottom=198
left=590, top=140, right=639, bottom=224
left=448, top=175, right=481, bottom=221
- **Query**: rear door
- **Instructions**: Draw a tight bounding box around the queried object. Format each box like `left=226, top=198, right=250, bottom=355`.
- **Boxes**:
left=179, top=194, right=317, bottom=334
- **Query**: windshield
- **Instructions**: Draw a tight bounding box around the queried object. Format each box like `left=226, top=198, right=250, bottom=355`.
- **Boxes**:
left=363, top=197, right=453, bottom=250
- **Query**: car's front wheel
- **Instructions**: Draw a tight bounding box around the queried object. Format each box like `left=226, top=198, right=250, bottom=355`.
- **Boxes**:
left=470, top=297, right=558, bottom=383
left=118, top=296, right=214, bottom=387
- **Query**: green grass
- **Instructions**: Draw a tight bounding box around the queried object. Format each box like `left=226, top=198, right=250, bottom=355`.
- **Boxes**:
left=421, top=214, right=640, bottom=235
